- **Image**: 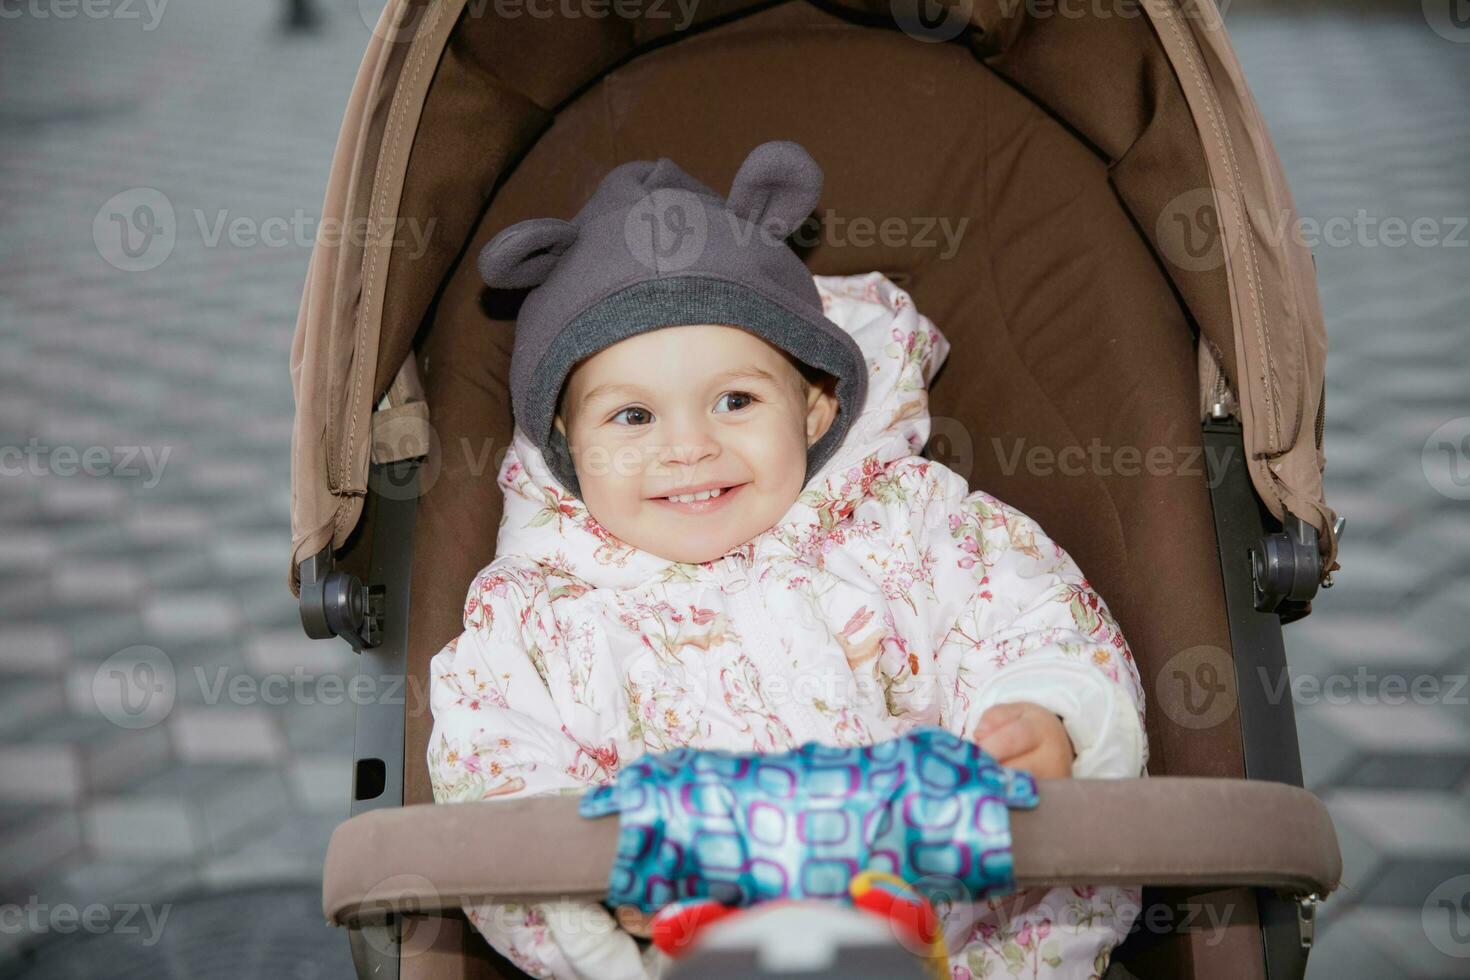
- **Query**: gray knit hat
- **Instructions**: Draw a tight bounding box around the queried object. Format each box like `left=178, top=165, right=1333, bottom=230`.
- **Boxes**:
left=478, top=140, right=869, bottom=500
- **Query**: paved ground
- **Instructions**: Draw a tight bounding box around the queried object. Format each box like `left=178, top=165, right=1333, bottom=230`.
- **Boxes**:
left=0, top=1, right=1464, bottom=977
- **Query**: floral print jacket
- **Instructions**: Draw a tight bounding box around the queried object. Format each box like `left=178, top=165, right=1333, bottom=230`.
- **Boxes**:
left=428, top=272, right=1148, bottom=979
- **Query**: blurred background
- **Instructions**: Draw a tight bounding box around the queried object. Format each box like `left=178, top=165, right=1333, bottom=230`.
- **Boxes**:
left=0, top=0, right=1465, bottom=977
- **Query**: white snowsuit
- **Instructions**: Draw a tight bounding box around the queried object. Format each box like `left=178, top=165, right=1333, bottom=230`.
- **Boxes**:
left=427, top=272, right=1149, bottom=979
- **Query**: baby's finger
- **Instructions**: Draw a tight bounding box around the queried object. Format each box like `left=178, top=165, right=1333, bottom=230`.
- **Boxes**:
left=972, top=702, right=1027, bottom=740
left=975, top=717, right=1039, bottom=762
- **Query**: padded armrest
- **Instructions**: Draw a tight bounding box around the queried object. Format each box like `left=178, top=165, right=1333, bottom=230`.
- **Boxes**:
left=322, top=777, right=1342, bottom=926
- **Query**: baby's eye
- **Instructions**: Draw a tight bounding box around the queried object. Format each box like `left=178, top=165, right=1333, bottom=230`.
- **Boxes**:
left=610, top=407, right=653, bottom=426
left=714, top=392, right=756, bottom=413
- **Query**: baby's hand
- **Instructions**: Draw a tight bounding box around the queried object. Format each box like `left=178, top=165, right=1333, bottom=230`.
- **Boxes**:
left=971, top=702, right=1076, bottom=779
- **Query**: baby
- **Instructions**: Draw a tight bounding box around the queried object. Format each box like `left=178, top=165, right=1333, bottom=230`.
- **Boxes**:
left=428, top=141, right=1148, bottom=979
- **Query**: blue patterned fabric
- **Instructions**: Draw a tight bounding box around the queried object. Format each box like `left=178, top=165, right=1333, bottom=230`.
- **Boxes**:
left=578, top=727, right=1039, bottom=912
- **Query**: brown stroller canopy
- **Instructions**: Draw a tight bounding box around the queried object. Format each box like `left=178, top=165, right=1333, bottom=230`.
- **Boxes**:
left=288, top=0, right=1337, bottom=593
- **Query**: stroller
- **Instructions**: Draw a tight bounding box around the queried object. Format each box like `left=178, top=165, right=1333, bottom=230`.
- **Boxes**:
left=288, top=1, right=1345, bottom=977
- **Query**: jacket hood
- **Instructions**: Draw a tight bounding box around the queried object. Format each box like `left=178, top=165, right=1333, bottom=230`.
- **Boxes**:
left=492, top=272, right=952, bottom=589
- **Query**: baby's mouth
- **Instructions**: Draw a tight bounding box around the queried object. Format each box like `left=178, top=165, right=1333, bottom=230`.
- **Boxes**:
left=654, top=483, right=746, bottom=511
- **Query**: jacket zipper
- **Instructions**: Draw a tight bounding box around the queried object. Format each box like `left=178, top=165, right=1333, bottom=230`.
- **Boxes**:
left=717, top=551, right=828, bottom=745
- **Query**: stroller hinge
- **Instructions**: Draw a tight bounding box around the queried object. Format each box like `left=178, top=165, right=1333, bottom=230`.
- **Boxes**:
left=1250, top=512, right=1324, bottom=624
left=298, top=546, right=384, bottom=652
left=1296, top=892, right=1321, bottom=948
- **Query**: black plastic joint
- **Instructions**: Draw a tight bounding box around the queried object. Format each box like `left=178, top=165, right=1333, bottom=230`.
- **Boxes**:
left=1250, top=513, right=1322, bottom=621
left=298, top=546, right=382, bottom=650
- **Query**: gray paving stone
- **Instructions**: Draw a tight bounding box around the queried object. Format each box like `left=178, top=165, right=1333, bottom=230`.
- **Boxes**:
left=51, top=558, right=148, bottom=606
left=196, top=767, right=294, bottom=853
left=243, top=628, right=358, bottom=678
left=0, top=810, right=84, bottom=890
left=140, top=591, right=244, bottom=642
left=81, top=725, right=175, bottom=795
left=1326, top=788, right=1470, bottom=910
left=83, top=796, right=200, bottom=862
left=287, top=755, right=352, bottom=815
left=0, top=626, right=69, bottom=675
left=36, top=478, right=127, bottom=519
left=1298, top=702, right=1470, bottom=792
left=1304, top=910, right=1441, bottom=980
left=0, top=678, right=67, bottom=740
left=1285, top=610, right=1457, bottom=678
left=0, top=746, right=84, bottom=806
left=167, top=706, right=286, bottom=766
left=0, top=531, right=56, bottom=568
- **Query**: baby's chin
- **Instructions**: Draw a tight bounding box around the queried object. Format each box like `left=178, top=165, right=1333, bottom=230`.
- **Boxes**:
left=592, top=504, right=771, bottom=565
left=621, top=525, right=758, bottom=566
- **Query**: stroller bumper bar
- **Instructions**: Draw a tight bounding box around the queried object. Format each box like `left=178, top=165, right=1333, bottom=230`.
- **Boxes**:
left=321, top=777, right=1341, bottom=927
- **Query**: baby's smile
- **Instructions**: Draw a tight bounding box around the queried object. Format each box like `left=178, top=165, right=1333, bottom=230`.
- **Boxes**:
left=650, top=481, right=749, bottom=514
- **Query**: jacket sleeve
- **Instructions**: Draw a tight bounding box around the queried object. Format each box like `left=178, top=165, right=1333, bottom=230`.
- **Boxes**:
left=428, top=561, right=655, bottom=980
left=883, top=460, right=1148, bottom=780
left=428, top=560, right=619, bottom=802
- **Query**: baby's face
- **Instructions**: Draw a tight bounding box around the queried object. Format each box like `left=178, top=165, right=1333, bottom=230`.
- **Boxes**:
left=553, top=324, right=838, bottom=564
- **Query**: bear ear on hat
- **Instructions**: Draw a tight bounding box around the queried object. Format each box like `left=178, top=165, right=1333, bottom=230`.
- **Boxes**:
left=478, top=218, right=579, bottom=290
left=725, top=140, right=823, bottom=239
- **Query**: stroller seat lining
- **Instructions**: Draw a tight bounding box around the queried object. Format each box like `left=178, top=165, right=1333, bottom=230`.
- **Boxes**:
left=407, top=0, right=1239, bottom=824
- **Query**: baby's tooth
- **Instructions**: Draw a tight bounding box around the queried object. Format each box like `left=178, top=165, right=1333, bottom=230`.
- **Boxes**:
left=668, top=487, right=723, bottom=503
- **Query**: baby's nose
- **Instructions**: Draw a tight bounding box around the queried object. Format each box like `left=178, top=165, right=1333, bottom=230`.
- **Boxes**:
left=658, top=425, right=720, bottom=467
